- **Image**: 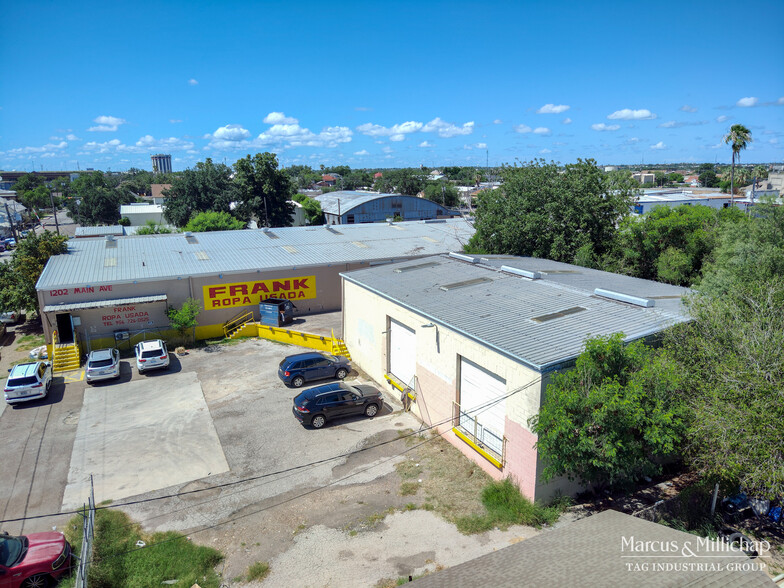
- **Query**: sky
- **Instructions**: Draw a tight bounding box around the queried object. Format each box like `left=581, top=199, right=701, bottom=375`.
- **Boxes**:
left=1, top=0, right=783, bottom=172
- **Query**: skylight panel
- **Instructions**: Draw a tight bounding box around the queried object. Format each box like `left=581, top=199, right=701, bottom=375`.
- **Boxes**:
left=531, top=306, right=586, bottom=323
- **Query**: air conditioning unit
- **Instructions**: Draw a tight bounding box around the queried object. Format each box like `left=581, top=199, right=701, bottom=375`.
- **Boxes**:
left=114, top=330, right=130, bottom=341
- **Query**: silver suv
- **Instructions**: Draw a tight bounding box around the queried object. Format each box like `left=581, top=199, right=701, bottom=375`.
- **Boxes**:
left=4, top=361, right=53, bottom=404
left=134, top=339, right=170, bottom=373
left=86, top=348, right=121, bottom=384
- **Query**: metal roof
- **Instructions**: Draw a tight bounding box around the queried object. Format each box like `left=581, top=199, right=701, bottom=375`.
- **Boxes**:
left=43, top=294, right=168, bottom=313
left=36, top=219, right=475, bottom=290
left=120, top=204, right=164, bottom=215
left=341, top=254, right=690, bottom=372
left=411, top=510, right=771, bottom=588
left=315, top=191, right=407, bottom=215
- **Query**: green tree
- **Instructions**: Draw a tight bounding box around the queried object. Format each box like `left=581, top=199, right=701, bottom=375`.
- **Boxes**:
left=373, top=168, right=425, bottom=195
left=184, top=211, right=246, bottom=232
left=611, top=204, right=746, bottom=286
left=163, top=158, right=237, bottom=227
left=66, top=171, right=132, bottom=225
left=19, top=184, right=51, bottom=211
left=283, top=165, right=321, bottom=189
left=666, top=279, right=784, bottom=499
left=233, top=153, right=294, bottom=228
left=423, top=181, right=459, bottom=207
left=698, top=170, right=719, bottom=188
left=292, top=193, right=325, bottom=225
left=0, top=230, right=68, bottom=318
left=165, top=298, right=201, bottom=344
left=135, top=220, right=172, bottom=235
left=530, top=334, right=686, bottom=490
left=11, top=173, right=45, bottom=194
left=723, top=124, right=752, bottom=203
left=469, top=159, right=636, bottom=263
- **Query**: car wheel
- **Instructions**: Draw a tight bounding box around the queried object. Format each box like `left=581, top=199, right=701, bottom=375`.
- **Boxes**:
left=22, top=575, right=51, bottom=588
left=291, top=375, right=305, bottom=388
left=335, top=368, right=348, bottom=380
left=365, top=404, right=379, bottom=417
left=311, top=414, right=326, bottom=428
left=46, top=379, right=52, bottom=392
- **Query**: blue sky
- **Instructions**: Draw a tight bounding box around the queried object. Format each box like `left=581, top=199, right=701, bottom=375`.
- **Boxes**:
left=1, top=0, right=783, bottom=172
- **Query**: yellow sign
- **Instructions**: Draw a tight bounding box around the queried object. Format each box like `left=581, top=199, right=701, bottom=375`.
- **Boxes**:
left=203, top=276, right=317, bottom=309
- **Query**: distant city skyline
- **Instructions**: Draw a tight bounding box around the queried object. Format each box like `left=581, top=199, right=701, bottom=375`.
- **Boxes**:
left=1, top=0, right=782, bottom=172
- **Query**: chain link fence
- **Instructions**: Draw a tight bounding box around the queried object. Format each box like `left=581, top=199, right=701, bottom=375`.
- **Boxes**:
left=74, top=476, right=95, bottom=588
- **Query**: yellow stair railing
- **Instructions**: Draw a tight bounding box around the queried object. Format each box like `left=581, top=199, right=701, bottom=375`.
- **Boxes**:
left=51, top=329, right=81, bottom=373
left=223, top=310, right=255, bottom=338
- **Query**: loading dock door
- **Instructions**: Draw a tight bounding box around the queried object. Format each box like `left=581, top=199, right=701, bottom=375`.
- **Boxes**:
left=389, top=319, right=416, bottom=387
left=459, top=358, right=506, bottom=456
left=56, top=313, right=74, bottom=344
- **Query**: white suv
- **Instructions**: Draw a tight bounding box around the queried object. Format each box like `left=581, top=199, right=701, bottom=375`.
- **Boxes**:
left=134, top=339, right=170, bottom=373
left=4, top=361, right=53, bottom=404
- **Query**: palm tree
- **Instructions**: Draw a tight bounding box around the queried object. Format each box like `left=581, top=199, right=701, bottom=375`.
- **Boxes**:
left=723, top=124, right=752, bottom=206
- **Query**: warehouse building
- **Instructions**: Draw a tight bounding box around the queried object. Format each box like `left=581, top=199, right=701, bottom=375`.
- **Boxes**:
left=340, top=254, right=690, bottom=501
left=35, top=219, right=473, bottom=350
left=315, top=190, right=457, bottom=224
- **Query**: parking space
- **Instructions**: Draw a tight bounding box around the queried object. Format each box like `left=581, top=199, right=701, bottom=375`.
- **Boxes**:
left=2, top=332, right=416, bottom=536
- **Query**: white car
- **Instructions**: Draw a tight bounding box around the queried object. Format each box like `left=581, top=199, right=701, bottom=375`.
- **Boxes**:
left=4, top=361, right=53, bottom=404
left=86, top=348, right=121, bottom=383
left=0, top=310, right=22, bottom=324
left=134, top=339, right=170, bottom=373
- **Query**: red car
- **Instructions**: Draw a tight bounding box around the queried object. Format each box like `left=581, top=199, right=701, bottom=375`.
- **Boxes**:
left=0, top=531, right=71, bottom=588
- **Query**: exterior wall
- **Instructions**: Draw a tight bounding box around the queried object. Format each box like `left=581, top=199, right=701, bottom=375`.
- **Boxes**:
left=122, top=210, right=165, bottom=226
left=343, top=279, right=563, bottom=501
left=325, top=196, right=451, bottom=224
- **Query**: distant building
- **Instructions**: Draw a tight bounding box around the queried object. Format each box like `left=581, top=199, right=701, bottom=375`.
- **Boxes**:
left=683, top=175, right=700, bottom=187
left=632, top=172, right=655, bottom=185
left=150, top=184, right=171, bottom=201
left=633, top=190, right=733, bottom=214
left=150, top=154, right=172, bottom=174
left=315, top=190, right=456, bottom=224
left=0, top=197, right=26, bottom=237
left=119, top=203, right=166, bottom=226
left=603, top=166, right=618, bottom=172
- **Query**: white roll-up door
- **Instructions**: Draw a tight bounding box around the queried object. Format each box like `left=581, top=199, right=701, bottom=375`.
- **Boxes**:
left=459, top=357, right=506, bottom=455
left=389, top=319, right=416, bottom=387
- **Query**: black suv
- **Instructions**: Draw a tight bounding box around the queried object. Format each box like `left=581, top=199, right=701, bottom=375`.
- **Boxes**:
left=278, top=352, right=351, bottom=388
left=292, top=382, right=383, bottom=428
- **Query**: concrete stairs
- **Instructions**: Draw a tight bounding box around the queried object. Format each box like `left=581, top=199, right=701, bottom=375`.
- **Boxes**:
left=53, top=343, right=81, bottom=373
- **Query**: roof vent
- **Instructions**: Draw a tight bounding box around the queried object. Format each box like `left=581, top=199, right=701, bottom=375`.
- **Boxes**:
left=423, top=219, right=446, bottom=224
left=394, top=261, right=440, bottom=273
left=105, top=235, right=115, bottom=241
left=594, top=288, right=655, bottom=308
left=449, top=252, right=479, bottom=263
left=531, top=306, right=586, bottom=323
left=439, top=277, right=492, bottom=291
left=184, top=231, right=193, bottom=237
left=500, top=265, right=541, bottom=279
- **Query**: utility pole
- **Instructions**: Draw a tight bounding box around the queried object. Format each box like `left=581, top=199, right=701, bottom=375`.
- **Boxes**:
left=4, top=201, right=18, bottom=240
left=49, top=189, right=60, bottom=235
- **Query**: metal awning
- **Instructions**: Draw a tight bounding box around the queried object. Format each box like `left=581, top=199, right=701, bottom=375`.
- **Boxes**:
left=43, top=294, right=168, bottom=313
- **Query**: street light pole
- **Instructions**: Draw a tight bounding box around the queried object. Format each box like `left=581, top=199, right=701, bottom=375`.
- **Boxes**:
left=49, top=190, right=60, bottom=235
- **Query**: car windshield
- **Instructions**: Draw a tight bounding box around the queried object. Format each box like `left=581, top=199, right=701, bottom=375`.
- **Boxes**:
left=89, top=359, right=114, bottom=368
left=0, top=535, right=25, bottom=567
left=338, top=382, right=359, bottom=394
left=323, top=354, right=338, bottom=362
left=141, top=349, right=163, bottom=358
left=7, top=376, right=38, bottom=387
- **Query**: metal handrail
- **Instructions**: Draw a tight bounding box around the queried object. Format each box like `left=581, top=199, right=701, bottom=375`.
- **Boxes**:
left=51, top=329, right=58, bottom=366
left=223, top=310, right=254, bottom=338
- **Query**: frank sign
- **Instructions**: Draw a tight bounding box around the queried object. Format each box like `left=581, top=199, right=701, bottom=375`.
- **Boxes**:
left=203, top=276, right=317, bottom=309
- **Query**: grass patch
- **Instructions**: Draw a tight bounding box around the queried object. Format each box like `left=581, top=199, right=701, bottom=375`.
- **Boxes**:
left=246, top=561, right=270, bottom=582
left=395, top=459, right=423, bottom=479
left=14, top=334, right=45, bottom=351
left=63, top=508, right=223, bottom=588
left=455, top=478, right=566, bottom=534
left=400, top=481, right=420, bottom=496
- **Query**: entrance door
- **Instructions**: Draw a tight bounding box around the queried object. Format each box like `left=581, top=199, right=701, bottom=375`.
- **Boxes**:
left=56, top=313, right=74, bottom=344
left=459, top=358, right=506, bottom=456
left=389, top=319, right=416, bottom=388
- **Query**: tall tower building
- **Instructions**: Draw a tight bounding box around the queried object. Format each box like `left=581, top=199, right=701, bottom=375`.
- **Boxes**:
left=151, top=154, right=172, bottom=174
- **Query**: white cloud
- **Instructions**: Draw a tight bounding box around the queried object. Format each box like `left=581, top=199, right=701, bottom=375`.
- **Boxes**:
left=514, top=124, right=532, bottom=133
left=135, top=135, right=195, bottom=151
left=7, top=141, right=68, bottom=155
left=421, top=117, right=474, bottom=138
left=680, top=105, right=698, bottom=113
left=354, top=106, right=372, bottom=112
left=83, top=138, right=123, bottom=153
left=255, top=123, right=352, bottom=148
left=591, top=123, right=620, bottom=131
left=716, top=115, right=729, bottom=123
left=770, top=138, right=779, bottom=145
left=354, top=149, right=369, bottom=155
left=88, top=115, right=126, bottom=132
left=650, top=141, right=666, bottom=150
left=263, top=112, right=298, bottom=125
left=533, top=127, right=551, bottom=135
left=607, top=109, right=656, bottom=120
left=66, top=133, right=80, bottom=141
left=419, top=141, right=433, bottom=148
left=170, top=119, right=183, bottom=124
left=493, top=119, right=502, bottom=124
left=736, top=97, right=758, bottom=107
left=357, top=121, right=423, bottom=141
left=463, top=144, right=473, bottom=150
left=539, top=148, right=552, bottom=154
left=562, top=117, right=572, bottom=125
left=537, top=104, right=570, bottom=114
left=212, top=124, right=251, bottom=142
left=659, top=121, right=677, bottom=128
left=627, top=137, right=640, bottom=143
left=188, top=78, right=199, bottom=85
left=778, top=97, right=784, bottom=105
left=381, top=146, right=393, bottom=154
left=476, top=142, right=487, bottom=149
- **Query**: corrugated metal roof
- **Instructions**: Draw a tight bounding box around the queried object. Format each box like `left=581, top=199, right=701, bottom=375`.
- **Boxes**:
left=314, top=191, right=403, bottom=215
left=341, top=255, right=690, bottom=371
left=36, top=219, right=474, bottom=290
left=43, top=294, right=167, bottom=312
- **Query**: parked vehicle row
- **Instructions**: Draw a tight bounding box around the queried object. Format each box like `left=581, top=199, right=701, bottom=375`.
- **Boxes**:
left=4, top=361, right=53, bottom=405
left=85, top=339, right=170, bottom=385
